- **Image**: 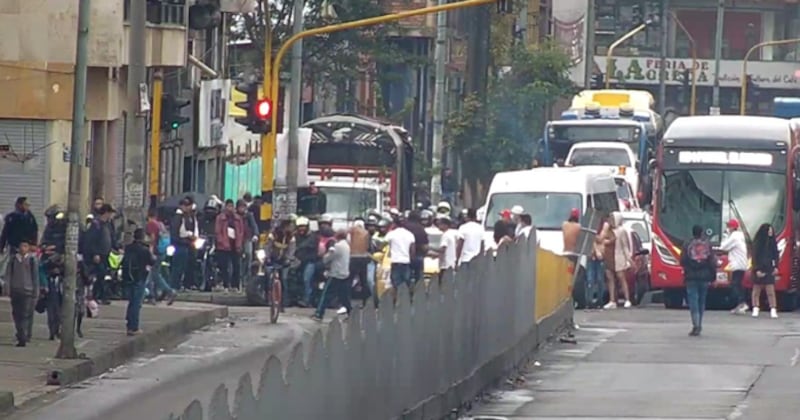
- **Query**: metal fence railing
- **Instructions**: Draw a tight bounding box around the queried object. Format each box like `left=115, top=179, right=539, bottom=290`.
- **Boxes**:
left=154, top=234, right=574, bottom=420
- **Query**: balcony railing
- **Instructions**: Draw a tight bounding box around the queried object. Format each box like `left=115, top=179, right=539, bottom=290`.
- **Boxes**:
left=124, top=0, right=186, bottom=26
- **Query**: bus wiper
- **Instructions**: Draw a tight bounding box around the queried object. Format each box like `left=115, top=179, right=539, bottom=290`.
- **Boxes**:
left=727, top=180, right=751, bottom=243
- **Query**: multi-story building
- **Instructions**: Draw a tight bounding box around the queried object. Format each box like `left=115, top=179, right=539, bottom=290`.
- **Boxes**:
left=586, top=0, right=800, bottom=116
left=0, top=0, right=187, bottom=215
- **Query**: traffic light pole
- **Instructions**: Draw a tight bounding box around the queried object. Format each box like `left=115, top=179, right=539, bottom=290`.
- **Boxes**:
left=260, top=5, right=274, bottom=223
left=59, top=0, right=91, bottom=360
left=263, top=0, right=498, bottom=217
left=604, top=23, right=649, bottom=89
left=671, top=12, right=697, bottom=115
left=740, top=38, right=800, bottom=115
left=149, top=70, right=163, bottom=208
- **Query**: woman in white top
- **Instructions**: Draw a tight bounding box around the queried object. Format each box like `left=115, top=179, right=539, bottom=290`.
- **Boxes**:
left=604, top=212, right=633, bottom=309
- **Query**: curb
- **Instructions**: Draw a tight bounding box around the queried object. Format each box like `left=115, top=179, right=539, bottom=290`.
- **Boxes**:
left=174, top=293, right=250, bottom=306
left=1, top=305, right=228, bottom=415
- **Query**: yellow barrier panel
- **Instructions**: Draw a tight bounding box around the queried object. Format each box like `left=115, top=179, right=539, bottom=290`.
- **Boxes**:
left=535, top=249, right=574, bottom=322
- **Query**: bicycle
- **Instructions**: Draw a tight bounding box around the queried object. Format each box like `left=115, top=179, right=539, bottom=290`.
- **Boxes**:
left=252, top=249, right=282, bottom=323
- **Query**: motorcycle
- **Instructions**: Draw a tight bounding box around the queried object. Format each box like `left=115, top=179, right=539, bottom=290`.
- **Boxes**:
left=105, top=248, right=124, bottom=299
left=245, top=249, right=283, bottom=323
left=162, top=236, right=214, bottom=291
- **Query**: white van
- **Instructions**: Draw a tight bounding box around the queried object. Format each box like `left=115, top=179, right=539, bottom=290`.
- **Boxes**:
left=482, top=167, right=621, bottom=254
left=565, top=141, right=640, bottom=198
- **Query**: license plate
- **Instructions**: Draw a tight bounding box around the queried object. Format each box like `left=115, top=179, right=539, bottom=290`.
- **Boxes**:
left=716, top=272, right=729, bottom=283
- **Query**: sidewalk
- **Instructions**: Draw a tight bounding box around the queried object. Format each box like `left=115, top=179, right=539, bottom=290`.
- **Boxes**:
left=0, top=297, right=227, bottom=414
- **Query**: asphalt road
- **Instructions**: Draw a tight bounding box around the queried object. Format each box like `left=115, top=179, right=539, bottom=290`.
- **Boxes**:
left=464, top=306, right=800, bottom=420
left=7, top=307, right=329, bottom=420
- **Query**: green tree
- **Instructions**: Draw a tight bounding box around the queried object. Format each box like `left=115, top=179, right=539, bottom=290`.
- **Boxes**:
left=446, top=42, right=577, bottom=203
left=231, top=0, right=424, bottom=115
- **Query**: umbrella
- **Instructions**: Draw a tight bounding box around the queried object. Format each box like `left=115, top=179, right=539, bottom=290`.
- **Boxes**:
left=158, top=192, right=211, bottom=210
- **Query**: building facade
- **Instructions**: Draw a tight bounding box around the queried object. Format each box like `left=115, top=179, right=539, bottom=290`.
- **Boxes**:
left=586, top=0, right=800, bottom=116
left=0, top=0, right=187, bottom=215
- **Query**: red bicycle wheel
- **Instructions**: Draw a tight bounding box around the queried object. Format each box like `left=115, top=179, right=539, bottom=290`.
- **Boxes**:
left=270, top=275, right=282, bottom=324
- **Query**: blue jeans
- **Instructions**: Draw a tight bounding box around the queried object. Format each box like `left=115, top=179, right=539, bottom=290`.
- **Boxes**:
left=390, top=263, right=412, bottom=289
left=147, top=254, right=173, bottom=298
left=315, top=277, right=351, bottom=319
left=686, top=281, right=709, bottom=329
left=585, top=259, right=606, bottom=307
left=169, top=246, right=190, bottom=290
left=126, top=280, right=146, bottom=331
left=366, top=261, right=376, bottom=295
left=302, top=262, right=316, bottom=303
left=410, top=257, right=424, bottom=285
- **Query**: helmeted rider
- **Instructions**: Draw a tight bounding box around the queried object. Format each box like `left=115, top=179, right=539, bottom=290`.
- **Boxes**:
left=436, top=201, right=452, bottom=217
left=293, top=216, right=319, bottom=307
left=419, top=209, right=434, bottom=228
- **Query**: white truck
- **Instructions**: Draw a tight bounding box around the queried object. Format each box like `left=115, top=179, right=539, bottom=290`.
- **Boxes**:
left=565, top=141, right=640, bottom=200
left=299, top=114, right=415, bottom=229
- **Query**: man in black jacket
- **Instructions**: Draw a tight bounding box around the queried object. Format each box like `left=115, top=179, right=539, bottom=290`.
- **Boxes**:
left=170, top=197, right=199, bottom=290
left=122, top=228, right=154, bottom=335
left=85, top=204, right=115, bottom=304
left=680, top=225, right=716, bottom=337
left=0, top=197, right=38, bottom=254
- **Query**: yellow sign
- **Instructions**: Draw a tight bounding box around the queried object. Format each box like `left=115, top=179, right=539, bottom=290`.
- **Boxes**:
left=571, top=89, right=655, bottom=112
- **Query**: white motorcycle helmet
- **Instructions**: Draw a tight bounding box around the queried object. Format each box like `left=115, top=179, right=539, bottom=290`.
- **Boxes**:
left=319, top=213, right=334, bottom=224
left=436, top=201, right=451, bottom=214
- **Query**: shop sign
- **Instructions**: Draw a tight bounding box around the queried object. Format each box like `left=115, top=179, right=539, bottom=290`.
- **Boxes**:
left=594, top=56, right=800, bottom=89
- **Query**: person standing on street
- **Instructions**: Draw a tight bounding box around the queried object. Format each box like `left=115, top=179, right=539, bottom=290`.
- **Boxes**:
left=681, top=225, right=716, bottom=336
left=384, top=219, right=416, bottom=296
left=562, top=208, right=581, bottom=253
left=170, top=197, right=199, bottom=291
left=237, top=199, right=259, bottom=287
left=403, top=211, right=429, bottom=285
left=719, top=219, right=748, bottom=314
left=85, top=204, right=115, bottom=305
left=122, top=228, right=154, bottom=336
left=313, top=229, right=351, bottom=321
left=348, top=219, right=372, bottom=304
left=145, top=210, right=176, bottom=304
left=3, top=240, right=40, bottom=346
left=436, top=215, right=460, bottom=281
left=751, top=223, right=780, bottom=319
left=215, top=200, right=245, bottom=291
left=457, top=208, right=484, bottom=266
left=0, top=197, right=39, bottom=256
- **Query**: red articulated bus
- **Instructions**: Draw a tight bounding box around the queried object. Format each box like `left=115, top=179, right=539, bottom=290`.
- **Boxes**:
left=651, top=115, right=800, bottom=310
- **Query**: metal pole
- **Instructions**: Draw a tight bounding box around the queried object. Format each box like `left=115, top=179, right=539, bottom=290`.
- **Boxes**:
left=583, top=0, right=595, bottom=89
left=58, top=0, right=91, bottom=359
left=124, top=0, right=147, bottom=230
left=269, top=0, right=498, bottom=146
left=431, top=0, right=447, bottom=204
left=149, top=71, right=163, bottom=208
left=658, top=0, right=669, bottom=115
left=671, top=12, right=697, bottom=115
left=284, top=0, right=304, bottom=217
left=711, top=0, right=724, bottom=109
left=604, top=23, right=648, bottom=89
left=260, top=5, right=274, bottom=223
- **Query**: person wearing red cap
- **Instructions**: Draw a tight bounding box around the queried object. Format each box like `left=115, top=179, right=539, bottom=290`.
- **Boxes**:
left=493, top=209, right=515, bottom=245
left=562, top=208, right=581, bottom=254
left=719, top=218, right=749, bottom=314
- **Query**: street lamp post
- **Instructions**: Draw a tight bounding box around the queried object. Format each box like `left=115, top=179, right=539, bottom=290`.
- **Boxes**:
left=740, top=38, right=800, bottom=115
left=605, top=21, right=652, bottom=89
left=671, top=12, right=697, bottom=116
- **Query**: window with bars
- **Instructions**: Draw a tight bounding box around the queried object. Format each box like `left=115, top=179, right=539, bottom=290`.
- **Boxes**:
left=124, top=0, right=186, bottom=26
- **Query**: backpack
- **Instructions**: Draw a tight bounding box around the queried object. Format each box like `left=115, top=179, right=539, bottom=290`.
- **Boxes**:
left=156, top=231, right=170, bottom=255
left=686, top=238, right=711, bottom=264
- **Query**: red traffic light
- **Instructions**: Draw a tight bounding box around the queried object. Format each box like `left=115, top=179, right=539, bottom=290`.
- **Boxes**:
left=256, top=98, right=272, bottom=119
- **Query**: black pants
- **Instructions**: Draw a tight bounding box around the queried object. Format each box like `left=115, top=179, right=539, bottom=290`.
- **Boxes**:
left=316, top=277, right=352, bottom=319
left=410, top=256, right=424, bottom=284
left=731, top=270, right=746, bottom=305
left=88, top=259, right=109, bottom=302
left=349, top=256, right=371, bottom=300
left=11, top=292, right=35, bottom=343
left=216, top=250, right=241, bottom=289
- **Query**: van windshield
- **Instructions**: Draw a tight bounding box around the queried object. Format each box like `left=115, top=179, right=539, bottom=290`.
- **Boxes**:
left=484, top=192, right=582, bottom=230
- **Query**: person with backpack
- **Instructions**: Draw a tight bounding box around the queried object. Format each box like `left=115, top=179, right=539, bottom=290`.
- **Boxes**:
left=145, top=210, right=176, bottom=304
left=122, top=228, right=155, bottom=336
left=680, top=225, right=716, bottom=336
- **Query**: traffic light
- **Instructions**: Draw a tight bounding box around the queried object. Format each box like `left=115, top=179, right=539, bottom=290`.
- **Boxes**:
left=160, top=94, right=190, bottom=131
left=234, top=82, right=264, bottom=134
left=497, top=0, right=512, bottom=14
left=590, top=72, right=605, bottom=89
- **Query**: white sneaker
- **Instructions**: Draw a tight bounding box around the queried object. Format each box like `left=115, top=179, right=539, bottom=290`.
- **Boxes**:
left=752, top=307, right=760, bottom=317
left=770, top=308, right=778, bottom=319
left=337, top=307, right=348, bottom=315
left=603, top=301, right=617, bottom=309
left=623, top=300, right=632, bottom=308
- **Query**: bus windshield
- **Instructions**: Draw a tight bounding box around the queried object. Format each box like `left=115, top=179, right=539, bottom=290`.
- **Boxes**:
left=549, top=125, right=639, bottom=161
left=484, top=192, right=582, bottom=230
left=568, top=148, right=632, bottom=167
left=658, top=170, right=786, bottom=245
left=313, top=186, right=378, bottom=220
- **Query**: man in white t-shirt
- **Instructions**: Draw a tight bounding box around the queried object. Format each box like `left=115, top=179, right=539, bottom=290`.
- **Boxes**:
left=457, top=208, right=484, bottom=266
left=384, top=222, right=416, bottom=291
left=436, top=215, right=460, bottom=278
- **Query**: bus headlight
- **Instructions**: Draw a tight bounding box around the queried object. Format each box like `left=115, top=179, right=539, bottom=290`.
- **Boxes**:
left=653, top=235, right=679, bottom=266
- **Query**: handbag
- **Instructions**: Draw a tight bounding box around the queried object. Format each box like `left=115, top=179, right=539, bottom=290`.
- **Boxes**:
left=35, top=294, right=47, bottom=314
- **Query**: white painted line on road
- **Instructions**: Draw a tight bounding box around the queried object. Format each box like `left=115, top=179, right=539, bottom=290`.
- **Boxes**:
left=791, top=348, right=799, bottom=367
